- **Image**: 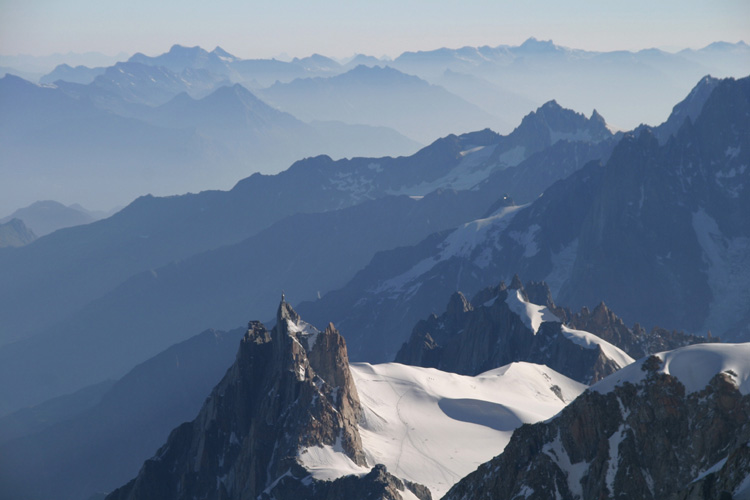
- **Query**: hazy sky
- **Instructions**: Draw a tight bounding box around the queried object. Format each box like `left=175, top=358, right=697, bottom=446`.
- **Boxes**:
left=1, top=0, right=748, bottom=59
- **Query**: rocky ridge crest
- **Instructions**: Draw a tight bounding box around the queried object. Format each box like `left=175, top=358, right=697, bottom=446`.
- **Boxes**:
left=395, top=278, right=629, bottom=384
left=443, top=351, right=750, bottom=500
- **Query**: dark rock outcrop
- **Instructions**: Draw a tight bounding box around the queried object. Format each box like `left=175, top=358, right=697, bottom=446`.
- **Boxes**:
left=267, top=464, right=431, bottom=500
left=106, top=300, right=428, bottom=500
left=675, top=440, right=750, bottom=500
left=443, top=353, right=750, bottom=500
left=569, top=301, right=718, bottom=359
left=395, top=280, right=630, bottom=384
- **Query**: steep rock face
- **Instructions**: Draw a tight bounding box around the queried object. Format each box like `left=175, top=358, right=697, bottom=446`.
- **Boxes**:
left=106, top=301, right=428, bottom=500
left=443, top=345, right=750, bottom=500
left=568, top=301, right=718, bottom=359
left=507, top=100, right=612, bottom=154
left=561, top=76, right=750, bottom=339
left=395, top=280, right=632, bottom=384
left=676, top=440, right=750, bottom=500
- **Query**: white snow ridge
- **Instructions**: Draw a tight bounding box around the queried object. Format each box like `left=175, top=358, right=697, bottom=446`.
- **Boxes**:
left=592, top=343, right=750, bottom=396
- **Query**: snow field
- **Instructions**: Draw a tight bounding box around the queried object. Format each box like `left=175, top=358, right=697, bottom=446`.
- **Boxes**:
left=349, top=361, right=586, bottom=498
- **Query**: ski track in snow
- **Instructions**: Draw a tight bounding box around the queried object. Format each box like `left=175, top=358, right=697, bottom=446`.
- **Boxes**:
left=347, top=362, right=586, bottom=498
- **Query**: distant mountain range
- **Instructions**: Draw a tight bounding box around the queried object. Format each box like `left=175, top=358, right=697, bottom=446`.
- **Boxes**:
left=0, top=50, right=128, bottom=81
left=0, top=327, right=244, bottom=500
left=297, top=75, right=750, bottom=361
left=2, top=44, right=749, bottom=500
left=3, top=39, right=748, bottom=213
left=258, top=64, right=499, bottom=143
left=0, top=200, right=109, bottom=237
left=0, top=219, right=36, bottom=248
left=0, top=70, right=420, bottom=215
left=389, top=38, right=750, bottom=130
left=0, top=97, right=615, bottom=416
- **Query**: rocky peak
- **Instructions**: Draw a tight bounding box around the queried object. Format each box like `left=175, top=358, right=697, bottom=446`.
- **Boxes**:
left=395, top=279, right=632, bottom=383
left=506, top=99, right=613, bottom=158
left=590, top=108, right=606, bottom=126
left=568, top=301, right=718, bottom=359
left=105, top=299, right=377, bottom=500
left=446, top=291, right=472, bottom=316
left=523, top=280, right=568, bottom=320
left=509, top=274, right=523, bottom=290
left=655, top=74, right=720, bottom=144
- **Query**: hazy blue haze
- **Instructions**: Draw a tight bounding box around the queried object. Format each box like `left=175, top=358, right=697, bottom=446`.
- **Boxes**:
left=2, top=0, right=747, bottom=60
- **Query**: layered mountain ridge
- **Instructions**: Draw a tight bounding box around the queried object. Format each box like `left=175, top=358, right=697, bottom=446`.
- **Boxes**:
left=297, top=74, right=750, bottom=362
left=0, top=96, right=614, bottom=416
left=0, top=328, right=245, bottom=500
left=3, top=51, right=750, bottom=500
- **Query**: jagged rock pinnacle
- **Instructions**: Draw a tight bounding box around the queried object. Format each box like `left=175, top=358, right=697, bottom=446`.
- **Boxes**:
left=509, top=274, right=523, bottom=290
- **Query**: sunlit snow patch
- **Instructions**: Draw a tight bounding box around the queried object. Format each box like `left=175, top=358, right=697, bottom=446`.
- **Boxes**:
left=285, top=316, right=320, bottom=349
left=560, top=326, right=634, bottom=369
left=298, top=440, right=368, bottom=481
left=373, top=205, right=523, bottom=297
left=350, top=361, right=586, bottom=498
left=504, top=289, right=559, bottom=333
left=592, top=343, right=750, bottom=396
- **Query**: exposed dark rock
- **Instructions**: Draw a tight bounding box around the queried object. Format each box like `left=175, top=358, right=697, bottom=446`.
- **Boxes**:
left=266, top=464, right=432, bottom=500
left=395, top=281, right=628, bottom=384
left=675, top=440, right=750, bottom=500
left=443, top=355, right=750, bottom=500
left=569, top=301, right=719, bottom=359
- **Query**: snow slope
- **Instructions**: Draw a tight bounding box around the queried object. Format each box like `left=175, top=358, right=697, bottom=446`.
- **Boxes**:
left=560, top=326, right=635, bottom=369
left=506, top=289, right=635, bottom=370
left=373, top=204, right=523, bottom=298
left=592, top=343, right=750, bottom=395
left=345, top=361, right=586, bottom=498
left=505, top=288, right=558, bottom=333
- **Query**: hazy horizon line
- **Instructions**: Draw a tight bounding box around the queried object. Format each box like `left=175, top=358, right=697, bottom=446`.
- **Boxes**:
left=2, top=37, right=747, bottom=63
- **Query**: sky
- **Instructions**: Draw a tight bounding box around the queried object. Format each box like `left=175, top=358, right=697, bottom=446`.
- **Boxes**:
left=1, top=0, right=748, bottom=60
